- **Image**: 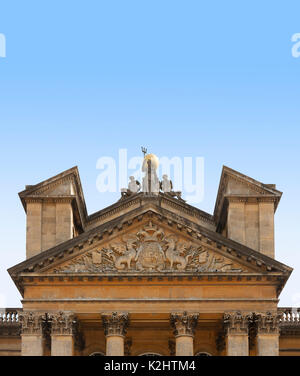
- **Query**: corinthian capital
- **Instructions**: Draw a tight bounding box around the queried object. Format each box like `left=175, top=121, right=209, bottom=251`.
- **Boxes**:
left=170, top=312, right=199, bottom=337
left=255, top=312, right=282, bottom=335
left=223, top=311, right=250, bottom=335
left=19, top=312, right=45, bottom=335
left=50, top=311, right=77, bottom=335
left=102, top=312, right=129, bottom=337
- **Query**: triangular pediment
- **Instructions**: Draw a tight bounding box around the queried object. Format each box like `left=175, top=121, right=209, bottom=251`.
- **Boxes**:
left=214, top=166, right=283, bottom=221
left=18, top=166, right=87, bottom=216
left=45, top=220, right=249, bottom=275
left=221, top=166, right=282, bottom=196
left=9, top=209, right=292, bottom=280
left=30, top=179, right=75, bottom=196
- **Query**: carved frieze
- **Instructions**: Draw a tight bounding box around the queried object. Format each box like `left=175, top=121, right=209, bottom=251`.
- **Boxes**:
left=53, top=222, right=245, bottom=274
left=170, top=312, right=199, bottom=337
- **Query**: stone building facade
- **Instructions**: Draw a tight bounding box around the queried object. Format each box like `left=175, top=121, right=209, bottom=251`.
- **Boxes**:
left=0, top=155, right=300, bottom=356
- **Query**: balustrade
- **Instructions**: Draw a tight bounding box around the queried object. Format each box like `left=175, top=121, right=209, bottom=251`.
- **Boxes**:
left=279, top=308, right=300, bottom=323
left=0, top=308, right=22, bottom=324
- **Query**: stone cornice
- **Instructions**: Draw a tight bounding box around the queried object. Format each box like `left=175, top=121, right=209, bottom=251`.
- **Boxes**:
left=23, top=196, right=75, bottom=204
left=17, top=273, right=286, bottom=283
left=224, top=195, right=278, bottom=205
left=159, top=194, right=214, bottom=225
left=87, top=195, right=143, bottom=224
left=21, top=298, right=280, bottom=304
left=86, top=193, right=215, bottom=229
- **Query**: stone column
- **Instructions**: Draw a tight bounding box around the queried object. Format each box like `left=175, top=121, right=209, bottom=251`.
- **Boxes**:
left=255, top=312, right=281, bottom=356
left=50, top=311, right=76, bottom=356
left=170, top=312, right=199, bottom=356
left=19, top=312, right=45, bottom=356
left=224, top=312, right=249, bottom=356
left=102, top=312, right=129, bottom=356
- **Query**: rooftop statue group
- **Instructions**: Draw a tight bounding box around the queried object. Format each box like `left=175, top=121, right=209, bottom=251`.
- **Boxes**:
left=121, top=152, right=184, bottom=201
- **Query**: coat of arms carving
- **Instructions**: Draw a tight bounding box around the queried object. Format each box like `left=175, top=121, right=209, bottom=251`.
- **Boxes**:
left=53, top=222, right=245, bottom=274
left=134, top=223, right=165, bottom=271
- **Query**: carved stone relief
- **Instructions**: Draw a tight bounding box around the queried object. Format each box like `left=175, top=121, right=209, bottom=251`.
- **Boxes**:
left=53, top=222, right=246, bottom=274
left=255, top=312, right=282, bottom=335
left=49, top=311, right=76, bottom=336
left=223, top=311, right=251, bottom=335
left=19, top=312, right=45, bottom=335
left=102, top=312, right=129, bottom=337
left=170, top=312, right=199, bottom=337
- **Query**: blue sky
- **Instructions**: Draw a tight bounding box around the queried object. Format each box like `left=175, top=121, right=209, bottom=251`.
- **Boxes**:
left=0, top=1, right=300, bottom=307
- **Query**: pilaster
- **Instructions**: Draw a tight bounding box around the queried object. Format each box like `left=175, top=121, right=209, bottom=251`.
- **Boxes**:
left=50, top=311, right=76, bottom=356
left=19, top=311, right=45, bottom=356
left=224, top=311, right=250, bottom=356
left=255, top=312, right=281, bottom=356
